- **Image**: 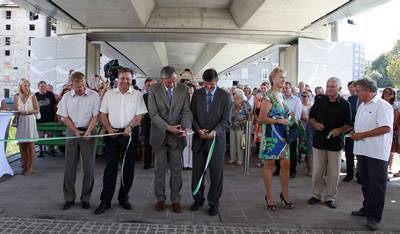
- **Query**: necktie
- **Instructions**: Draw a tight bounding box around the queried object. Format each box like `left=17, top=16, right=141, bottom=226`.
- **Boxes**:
left=206, top=93, right=212, bottom=112
left=167, top=88, right=173, bottom=107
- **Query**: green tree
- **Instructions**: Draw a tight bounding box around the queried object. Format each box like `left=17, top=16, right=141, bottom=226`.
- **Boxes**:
left=366, top=69, right=392, bottom=88
left=387, top=40, right=400, bottom=86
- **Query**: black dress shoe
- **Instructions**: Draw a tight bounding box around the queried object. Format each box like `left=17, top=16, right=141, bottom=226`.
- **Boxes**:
left=351, top=209, right=366, bottom=217
left=143, top=165, right=151, bottom=170
left=343, top=175, right=353, bottom=182
left=81, top=201, right=90, bottom=209
left=208, top=205, right=218, bottom=216
left=289, top=172, right=296, bottom=178
left=307, top=197, right=321, bottom=205
left=366, top=220, right=379, bottom=231
left=119, top=200, right=133, bottom=210
left=62, top=201, right=74, bottom=210
left=325, top=200, right=337, bottom=209
left=190, top=200, right=204, bottom=211
left=94, top=201, right=111, bottom=215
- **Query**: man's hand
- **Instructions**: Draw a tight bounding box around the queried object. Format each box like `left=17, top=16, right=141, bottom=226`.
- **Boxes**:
left=314, top=122, right=325, bottom=131
left=205, top=130, right=216, bottom=139
left=330, top=128, right=341, bottom=137
left=107, top=127, right=118, bottom=137
left=197, top=129, right=208, bottom=139
left=167, top=125, right=183, bottom=135
left=74, top=130, right=84, bottom=137
left=124, top=126, right=132, bottom=136
left=83, top=131, right=91, bottom=140
left=351, top=132, right=365, bottom=141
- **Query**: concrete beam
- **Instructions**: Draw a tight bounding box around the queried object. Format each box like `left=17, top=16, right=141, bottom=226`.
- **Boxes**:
left=192, top=43, right=226, bottom=74
left=130, top=0, right=155, bottom=26
left=230, top=0, right=265, bottom=28
left=153, top=42, right=169, bottom=67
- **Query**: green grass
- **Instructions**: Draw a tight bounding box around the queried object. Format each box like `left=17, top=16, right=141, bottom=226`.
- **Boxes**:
left=6, top=117, right=19, bottom=157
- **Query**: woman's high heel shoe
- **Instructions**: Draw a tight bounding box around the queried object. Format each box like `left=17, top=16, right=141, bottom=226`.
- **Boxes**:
left=264, top=195, right=277, bottom=211
left=280, top=193, right=294, bottom=209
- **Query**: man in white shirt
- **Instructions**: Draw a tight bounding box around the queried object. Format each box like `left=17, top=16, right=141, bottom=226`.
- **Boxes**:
left=57, top=72, right=101, bottom=211
left=95, top=67, right=148, bottom=215
left=275, top=81, right=302, bottom=178
left=351, top=78, right=394, bottom=231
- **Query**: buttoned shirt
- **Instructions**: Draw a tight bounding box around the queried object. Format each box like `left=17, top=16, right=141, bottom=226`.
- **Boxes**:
left=57, top=88, right=101, bottom=128
left=100, top=87, right=148, bottom=128
left=353, top=94, right=394, bottom=161
left=205, top=86, right=217, bottom=102
left=284, top=95, right=302, bottom=121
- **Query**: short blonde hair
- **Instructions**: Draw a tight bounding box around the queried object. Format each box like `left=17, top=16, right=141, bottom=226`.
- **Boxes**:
left=18, top=79, right=31, bottom=96
left=269, top=67, right=286, bottom=86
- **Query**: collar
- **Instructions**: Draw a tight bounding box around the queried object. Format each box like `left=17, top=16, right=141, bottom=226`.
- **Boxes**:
left=117, top=87, right=133, bottom=94
left=71, top=89, right=88, bottom=97
left=165, top=86, right=174, bottom=92
left=366, top=94, right=380, bottom=104
left=205, top=86, right=217, bottom=96
left=285, top=94, right=294, bottom=100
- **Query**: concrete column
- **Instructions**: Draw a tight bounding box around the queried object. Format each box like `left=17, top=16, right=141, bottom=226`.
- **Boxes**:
left=86, top=41, right=100, bottom=86
left=330, top=21, right=339, bottom=42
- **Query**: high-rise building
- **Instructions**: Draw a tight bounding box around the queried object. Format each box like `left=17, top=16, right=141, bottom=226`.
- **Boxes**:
left=0, top=0, right=49, bottom=98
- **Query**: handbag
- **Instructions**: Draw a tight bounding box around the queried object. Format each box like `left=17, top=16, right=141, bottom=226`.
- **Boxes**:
left=287, top=122, right=299, bottom=144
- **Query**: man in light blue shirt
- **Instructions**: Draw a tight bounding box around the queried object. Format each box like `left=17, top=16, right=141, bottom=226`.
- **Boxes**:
left=274, top=81, right=302, bottom=178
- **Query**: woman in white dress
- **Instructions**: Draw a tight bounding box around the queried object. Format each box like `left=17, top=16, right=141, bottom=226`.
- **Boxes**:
left=14, top=79, right=39, bottom=175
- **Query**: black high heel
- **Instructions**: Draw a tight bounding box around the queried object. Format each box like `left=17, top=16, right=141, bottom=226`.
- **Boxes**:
left=280, top=193, right=294, bottom=209
left=264, top=195, right=277, bottom=211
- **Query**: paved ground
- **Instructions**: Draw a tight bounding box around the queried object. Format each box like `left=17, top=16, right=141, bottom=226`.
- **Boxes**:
left=1, top=152, right=400, bottom=233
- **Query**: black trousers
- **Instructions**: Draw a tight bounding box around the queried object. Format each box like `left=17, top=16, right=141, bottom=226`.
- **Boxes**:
left=275, top=140, right=297, bottom=174
left=100, top=128, right=139, bottom=203
left=345, top=137, right=355, bottom=177
left=192, top=140, right=224, bottom=207
left=357, top=155, right=388, bottom=223
left=143, top=130, right=152, bottom=167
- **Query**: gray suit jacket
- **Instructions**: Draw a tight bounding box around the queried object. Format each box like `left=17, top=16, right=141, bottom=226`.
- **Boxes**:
left=191, top=87, right=232, bottom=155
left=148, top=82, right=192, bottom=150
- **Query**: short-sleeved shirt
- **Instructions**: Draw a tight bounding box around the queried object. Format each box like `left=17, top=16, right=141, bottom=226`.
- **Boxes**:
left=309, top=95, right=352, bottom=151
left=35, top=91, right=56, bottom=123
left=284, top=95, right=302, bottom=122
left=100, top=87, right=148, bottom=129
left=353, top=95, right=394, bottom=161
left=56, top=89, right=101, bottom=128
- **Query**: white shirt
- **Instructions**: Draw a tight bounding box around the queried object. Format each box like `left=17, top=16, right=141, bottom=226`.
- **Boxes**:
left=57, top=89, right=101, bottom=128
left=100, top=87, right=148, bottom=128
left=284, top=95, right=302, bottom=121
left=353, top=94, right=394, bottom=161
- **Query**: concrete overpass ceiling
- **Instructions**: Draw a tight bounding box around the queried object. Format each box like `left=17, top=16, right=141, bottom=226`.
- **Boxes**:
left=155, top=0, right=232, bottom=9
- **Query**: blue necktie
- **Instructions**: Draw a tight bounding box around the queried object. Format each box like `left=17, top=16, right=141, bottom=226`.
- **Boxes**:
left=167, top=88, right=173, bottom=107
left=206, top=93, right=212, bottom=112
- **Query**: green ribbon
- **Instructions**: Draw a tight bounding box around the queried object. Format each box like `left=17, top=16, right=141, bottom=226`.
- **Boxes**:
left=120, top=134, right=132, bottom=187
left=192, top=136, right=216, bottom=196
left=0, top=132, right=124, bottom=142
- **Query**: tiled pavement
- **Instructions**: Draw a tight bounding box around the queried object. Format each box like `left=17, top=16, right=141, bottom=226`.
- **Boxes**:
left=0, top=153, right=399, bottom=233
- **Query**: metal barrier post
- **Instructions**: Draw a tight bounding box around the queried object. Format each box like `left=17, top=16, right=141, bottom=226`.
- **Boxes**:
left=244, top=121, right=252, bottom=175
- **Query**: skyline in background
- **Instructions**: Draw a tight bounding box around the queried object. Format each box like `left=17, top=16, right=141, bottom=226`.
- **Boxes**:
left=340, top=0, right=400, bottom=61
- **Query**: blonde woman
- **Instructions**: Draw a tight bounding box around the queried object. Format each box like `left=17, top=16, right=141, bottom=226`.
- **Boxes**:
left=14, top=79, right=39, bottom=175
left=258, top=67, right=294, bottom=210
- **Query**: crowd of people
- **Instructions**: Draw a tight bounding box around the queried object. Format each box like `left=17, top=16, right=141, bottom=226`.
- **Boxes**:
left=1, top=65, right=398, bottom=231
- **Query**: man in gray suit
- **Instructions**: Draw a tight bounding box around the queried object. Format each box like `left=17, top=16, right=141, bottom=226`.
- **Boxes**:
left=148, top=66, right=192, bottom=213
left=190, top=68, right=232, bottom=216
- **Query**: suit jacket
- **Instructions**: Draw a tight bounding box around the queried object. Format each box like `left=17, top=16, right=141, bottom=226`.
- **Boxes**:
left=148, top=82, right=192, bottom=149
left=191, top=87, right=232, bottom=155
left=347, top=95, right=358, bottom=124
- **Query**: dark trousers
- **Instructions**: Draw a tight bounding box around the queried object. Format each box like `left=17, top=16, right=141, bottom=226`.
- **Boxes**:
left=100, top=128, right=139, bottom=204
left=192, top=140, right=224, bottom=207
left=275, top=140, right=297, bottom=174
left=357, top=155, right=388, bottom=223
left=143, top=130, right=152, bottom=167
left=345, top=137, right=355, bottom=177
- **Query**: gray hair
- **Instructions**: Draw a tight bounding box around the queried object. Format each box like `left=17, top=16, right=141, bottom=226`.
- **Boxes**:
left=233, top=88, right=247, bottom=101
left=353, top=78, right=378, bottom=93
left=160, top=66, right=177, bottom=79
left=327, top=77, right=342, bottom=88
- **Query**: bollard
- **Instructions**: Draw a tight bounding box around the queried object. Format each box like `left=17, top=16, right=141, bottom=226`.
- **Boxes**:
left=244, top=121, right=252, bottom=175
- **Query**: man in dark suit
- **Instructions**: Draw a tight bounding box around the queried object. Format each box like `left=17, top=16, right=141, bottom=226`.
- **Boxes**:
left=148, top=66, right=192, bottom=213
left=190, top=68, right=232, bottom=216
left=344, top=81, right=360, bottom=182
left=142, top=78, right=157, bottom=169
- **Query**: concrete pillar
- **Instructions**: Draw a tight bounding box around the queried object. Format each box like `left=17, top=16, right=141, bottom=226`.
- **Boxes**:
left=279, top=45, right=298, bottom=86
left=86, top=41, right=100, bottom=87
left=330, top=21, right=339, bottom=42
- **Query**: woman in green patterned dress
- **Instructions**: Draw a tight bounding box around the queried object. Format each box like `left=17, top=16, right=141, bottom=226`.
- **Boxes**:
left=258, top=67, right=295, bottom=211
